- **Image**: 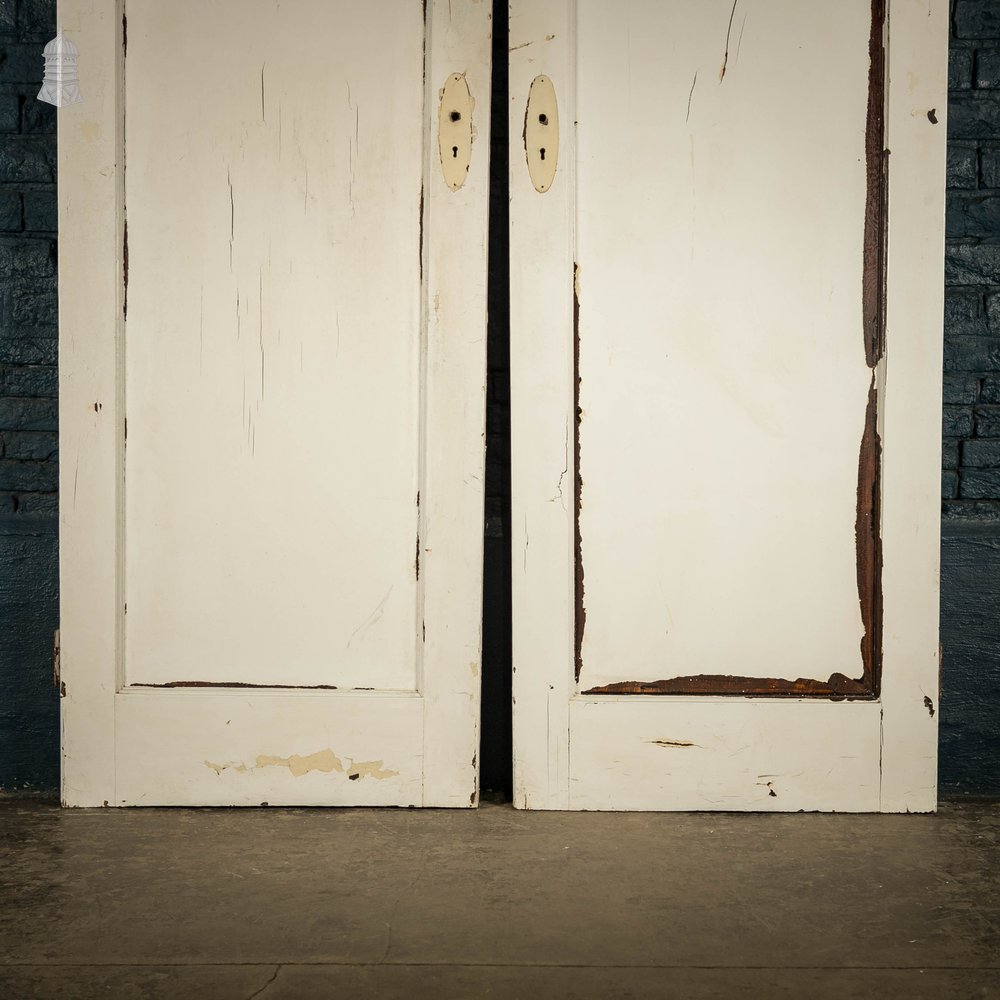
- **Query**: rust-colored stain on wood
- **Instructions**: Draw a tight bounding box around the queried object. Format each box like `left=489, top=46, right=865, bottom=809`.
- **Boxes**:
left=863, top=0, right=887, bottom=369
left=418, top=184, right=424, bottom=282
left=582, top=2, right=886, bottom=700
left=855, top=374, right=883, bottom=695
left=584, top=673, right=869, bottom=698
left=122, top=221, right=129, bottom=319
left=134, top=681, right=339, bottom=690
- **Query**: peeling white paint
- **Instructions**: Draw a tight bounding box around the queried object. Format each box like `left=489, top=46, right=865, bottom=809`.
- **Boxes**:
left=203, top=749, right=399, bottom=781
left=204, top=760, right=248, bottom=775
left=256, top=749, right=344, bottom=776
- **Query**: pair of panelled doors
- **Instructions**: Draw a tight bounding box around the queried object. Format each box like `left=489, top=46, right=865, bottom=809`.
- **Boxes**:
left=59, top=0, right=946, bottom=810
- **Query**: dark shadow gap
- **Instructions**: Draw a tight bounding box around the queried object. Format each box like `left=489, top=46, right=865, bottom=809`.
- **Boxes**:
left=480, top=0, right=512, bottom=800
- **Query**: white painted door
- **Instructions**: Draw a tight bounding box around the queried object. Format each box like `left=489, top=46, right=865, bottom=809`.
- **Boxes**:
left=59, top=0, right=491, bottom=806
left=510, top=0, right=947, bottom=811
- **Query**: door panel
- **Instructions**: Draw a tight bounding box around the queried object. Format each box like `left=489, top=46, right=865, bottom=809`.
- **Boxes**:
left=510, top=0, right=946, bottom=811
left=574, top=0, right=873, bottom=694
left=568, top=700, right=882, bottom=812
left=124, top=2, right=423, bottom=690
left=59, top=0, right=491, bottom=807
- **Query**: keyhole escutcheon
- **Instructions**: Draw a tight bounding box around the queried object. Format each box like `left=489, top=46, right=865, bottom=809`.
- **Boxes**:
left=525, top=75, right=559, bottom=194
left=438, top=73, right=475, bottom=191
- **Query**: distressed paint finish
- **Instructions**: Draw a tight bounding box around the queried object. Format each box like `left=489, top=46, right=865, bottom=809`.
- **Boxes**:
left=60, top=0, right=491, bottom=807
left=585, top=376, right=881, bottom=699
left=863, top=0, right=888, bottom=371
left=114, top=689, right=422, bottom=806
left=568, top=698, right=882, bottom=812
left=855, top=373, right=883, bottom=694
left=510, top=0, right=576, bottom=810
left=510, top=0, right=946, bottom=811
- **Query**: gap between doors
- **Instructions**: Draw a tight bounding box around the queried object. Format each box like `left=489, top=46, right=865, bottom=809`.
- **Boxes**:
left=480, top=0, right=513, bottom=800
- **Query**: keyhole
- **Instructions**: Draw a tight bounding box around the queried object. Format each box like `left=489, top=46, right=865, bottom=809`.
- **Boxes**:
left=450, top=111, right=462, bottom=122
left=452, top=146, right=459, bottom=158
left=538, top=113, right=548, bottom=125
left=539, top=148, right=546, bottom=161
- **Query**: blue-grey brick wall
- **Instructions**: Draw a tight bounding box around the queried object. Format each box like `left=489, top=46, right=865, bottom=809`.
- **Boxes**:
left=942, top=0, right=1000, bottom=795
left=947, top=2, right=1000, bottom=512
left=0, top=0, right=997, bottom=796
left=0, top=0, right=58, bottom=791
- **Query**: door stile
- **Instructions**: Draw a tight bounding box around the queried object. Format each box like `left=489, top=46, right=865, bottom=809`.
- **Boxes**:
left=59, top=0, right=124, bottom=807
left=877, top=0, right=947, bottom=812
left=420, top=0, right=493, bottom=807
left=509, top=0, right=576, bottom=810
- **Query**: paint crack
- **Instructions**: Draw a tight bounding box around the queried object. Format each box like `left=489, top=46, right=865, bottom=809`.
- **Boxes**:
left=720, top=0, right=740, bottom=81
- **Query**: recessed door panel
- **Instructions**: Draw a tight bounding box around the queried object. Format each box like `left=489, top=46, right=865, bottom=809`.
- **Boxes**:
left=575, top=1, right=872, bottom=692
left=124, top=1, right=423, bottom=690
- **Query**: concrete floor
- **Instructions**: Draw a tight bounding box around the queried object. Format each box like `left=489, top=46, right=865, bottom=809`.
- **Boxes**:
left=1, top=797, right=998, bottom=999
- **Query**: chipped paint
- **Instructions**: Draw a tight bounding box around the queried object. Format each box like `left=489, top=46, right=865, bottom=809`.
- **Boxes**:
left=573, top=262, right=586, bottom=684
left=52, top=628, right=60, bottom=690
left=418, top=184, right=425, bottom=281
left=415, top=490, right=421, bottom=581
left=855, top=374, right=883, bottom=695
left=863, top=0, right=888, bottom=369
left=345, top=760, right=399, bottom=781
left=204, top=760, right=248, bottom=775
left=203, top=749, right=398, bottom=780
left=586, top=673, right=870, bottom=698
left=134, top=681, right=338, bottom=690
left=122, top=221, right=129, bottom=319
left=257, top=749, right=343, bottom=776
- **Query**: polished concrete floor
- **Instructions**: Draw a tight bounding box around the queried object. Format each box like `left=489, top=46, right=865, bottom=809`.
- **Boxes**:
left=1, top=796, right=998, bottom=999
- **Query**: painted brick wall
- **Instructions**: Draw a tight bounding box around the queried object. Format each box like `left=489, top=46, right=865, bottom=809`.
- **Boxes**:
left=0, top=0, right=59, bottom=790
left=945, top=0, right=1000, bottom=513
left=939, top=0, right=1000, bottom=795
